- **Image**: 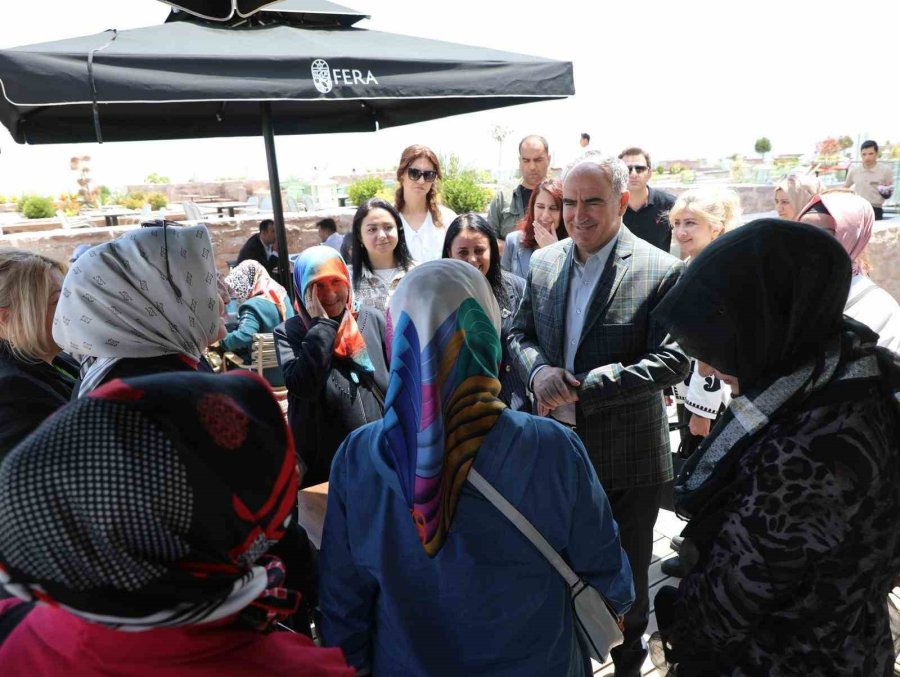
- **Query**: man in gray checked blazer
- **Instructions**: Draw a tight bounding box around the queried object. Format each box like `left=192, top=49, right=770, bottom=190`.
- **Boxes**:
left=509, top=153, right=689, bottom=677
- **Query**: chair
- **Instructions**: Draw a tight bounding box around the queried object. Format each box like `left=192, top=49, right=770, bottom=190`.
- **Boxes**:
left=140, top=203, right=152, bottom=221
left=286, top=195, right=302, bottom=212
left=259, top=195, right=273, bottom=211
left=56, top=209, right=92, bottom=229
left=223, top=332, right=286, bottom=396
left=181, top=201, right=205, bottom=221
left=242, top=196, right=260, bottom=214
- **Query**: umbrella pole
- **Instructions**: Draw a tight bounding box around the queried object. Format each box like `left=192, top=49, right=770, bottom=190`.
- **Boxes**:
left=261, top=101, right=294, bottom=303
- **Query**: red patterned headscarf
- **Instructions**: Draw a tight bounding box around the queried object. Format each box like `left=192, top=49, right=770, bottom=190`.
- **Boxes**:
left=0, top=371, right=300, bottom=631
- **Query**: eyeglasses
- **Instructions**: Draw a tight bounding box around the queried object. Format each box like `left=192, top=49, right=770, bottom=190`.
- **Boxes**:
left=626, top=165, right=648, bottom=174
left=407, top=167, right=438, bottom=183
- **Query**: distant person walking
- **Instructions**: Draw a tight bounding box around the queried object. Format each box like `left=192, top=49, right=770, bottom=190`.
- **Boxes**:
left=845, top=140, right=894, bottom=220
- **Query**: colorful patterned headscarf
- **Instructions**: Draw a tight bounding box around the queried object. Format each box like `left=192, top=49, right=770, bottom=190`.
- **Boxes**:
left=293, top=246, right=373, bottom=374
left=798, top=190, right=874, bottom=276
left=0, top=371, right=300, bottom=631
left=225, top=260, right=290, bottom=321
left=382, top=259, right=506, bottom=556
left=52, top=224, right=221, bottom=395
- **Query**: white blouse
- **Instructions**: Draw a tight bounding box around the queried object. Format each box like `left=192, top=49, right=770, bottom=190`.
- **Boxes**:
left=400, top=205, right=457, bottom=263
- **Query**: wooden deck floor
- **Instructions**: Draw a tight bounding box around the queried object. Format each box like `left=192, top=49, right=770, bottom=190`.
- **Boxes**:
left=591, top=507, right=683, bottom=676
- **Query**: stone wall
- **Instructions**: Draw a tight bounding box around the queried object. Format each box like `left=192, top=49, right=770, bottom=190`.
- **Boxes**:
left=126, top=180, right=272, bottom=203
left=1, top=210, right=356, bottom=274
left=653, top=183, right=777, bottom=215
left=869, top=223, right=900, bottom=301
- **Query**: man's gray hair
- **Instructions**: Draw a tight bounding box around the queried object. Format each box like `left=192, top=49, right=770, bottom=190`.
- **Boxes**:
left=564, top=152, right=629, bottom=196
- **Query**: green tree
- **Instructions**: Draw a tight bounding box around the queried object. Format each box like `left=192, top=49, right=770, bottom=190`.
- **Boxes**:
left=97, top=185, right=112, bottom=205
left=147, top=191, right=168, bottom=210
left=20, top=195, right=56, bottom=219
left=347, top=177, right=383, bottom=206
left=144, top=172, right=171, bottom=184
left=754, top=137, right=772, bottom=160
left=442, top=172, right=492, bottom=213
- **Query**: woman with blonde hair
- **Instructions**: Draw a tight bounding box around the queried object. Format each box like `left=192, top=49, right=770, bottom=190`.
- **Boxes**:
left=665, top=188, right=743, bottom=576
left=394, top=144, right=457, bottom=263
left=773, top=173, right=825, bottom=221
left=0, top=249, right=77, bottom=459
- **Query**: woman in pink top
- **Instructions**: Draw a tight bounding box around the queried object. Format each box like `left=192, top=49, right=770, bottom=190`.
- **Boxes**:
left=0, top=370, right=352, bottom=677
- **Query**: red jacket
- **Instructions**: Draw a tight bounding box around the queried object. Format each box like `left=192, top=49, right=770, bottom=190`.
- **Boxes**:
left=0, top=599, right=354, bottom=676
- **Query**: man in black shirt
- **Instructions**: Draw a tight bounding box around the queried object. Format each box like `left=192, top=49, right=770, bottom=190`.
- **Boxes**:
left=618, top=147, right=676, bottom=253
left=237, top=218, right=279, bottom=276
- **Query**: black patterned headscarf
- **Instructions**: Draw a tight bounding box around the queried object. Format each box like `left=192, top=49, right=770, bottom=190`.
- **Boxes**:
left=0, top=371, right=300, bottom=630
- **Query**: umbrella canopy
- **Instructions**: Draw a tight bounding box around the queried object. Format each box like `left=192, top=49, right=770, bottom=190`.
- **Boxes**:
left=0, top=21, right=573, bottom=144
left=0, top=14, right=574, bottom=298
left=159, top=0, right=282, bottom=21
left=163, top=0, right=370, bottom=27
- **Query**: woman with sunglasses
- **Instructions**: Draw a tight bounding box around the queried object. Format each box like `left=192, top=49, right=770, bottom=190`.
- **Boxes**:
left=394, top=145, right=456, bottom=263
left=501, top=178, right=567, bottom=278
left=53, top=224, right=227, bottom=397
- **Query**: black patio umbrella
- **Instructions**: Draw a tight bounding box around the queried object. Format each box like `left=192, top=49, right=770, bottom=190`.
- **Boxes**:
left=0, top=6, right=574, bottom=297
left=160, top=0, right=281, bottom=22
left=163, top=0, right=370, bottom=26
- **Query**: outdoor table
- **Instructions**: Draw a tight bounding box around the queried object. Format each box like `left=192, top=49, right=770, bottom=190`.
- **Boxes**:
left=104, top=211, right=132, bottom=227
left=298, top=482, right=328, bottom=550
left=205, top=201, right=247, bottom=217
left=86, top=209, right=138, bottom=227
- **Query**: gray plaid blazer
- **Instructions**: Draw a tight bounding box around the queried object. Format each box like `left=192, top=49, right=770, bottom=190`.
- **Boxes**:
left=509, top=225, right=689, bottom=490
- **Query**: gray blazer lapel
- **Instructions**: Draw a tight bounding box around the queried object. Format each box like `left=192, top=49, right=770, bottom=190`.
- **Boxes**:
left=545, top=241, right=572, bottom=366
left=578, top=227, right=634, bottom=346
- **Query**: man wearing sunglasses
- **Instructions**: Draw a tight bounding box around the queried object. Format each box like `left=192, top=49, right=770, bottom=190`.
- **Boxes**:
left=487, top=135, right=551, bottom=244
left=618, top=147, right=676, bottom=254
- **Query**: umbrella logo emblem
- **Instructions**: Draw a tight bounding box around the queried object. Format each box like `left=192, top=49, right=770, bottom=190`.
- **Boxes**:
left=311, top=59, right=333, bottom=94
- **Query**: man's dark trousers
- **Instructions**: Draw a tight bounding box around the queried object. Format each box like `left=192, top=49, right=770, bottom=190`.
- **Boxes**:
left=606, top=484, right=664, bottom=677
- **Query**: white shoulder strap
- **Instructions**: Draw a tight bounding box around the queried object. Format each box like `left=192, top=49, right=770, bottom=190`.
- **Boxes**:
left=468, top=468, right=580, bottom=589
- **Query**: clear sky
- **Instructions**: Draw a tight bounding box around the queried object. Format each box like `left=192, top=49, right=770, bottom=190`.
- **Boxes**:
left=0, top=0, right=896, bottom=194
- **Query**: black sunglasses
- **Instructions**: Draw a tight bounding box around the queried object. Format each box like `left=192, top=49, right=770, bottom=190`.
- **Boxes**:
left=407, top=167, right=438, bottom=182
left=626, top=165, right=648, bottom=174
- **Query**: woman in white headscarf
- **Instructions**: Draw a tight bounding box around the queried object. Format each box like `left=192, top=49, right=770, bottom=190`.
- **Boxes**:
left=53, top=223, right=225, bottom=396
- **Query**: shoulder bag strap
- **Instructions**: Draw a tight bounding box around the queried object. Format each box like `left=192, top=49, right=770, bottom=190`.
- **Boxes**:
left=468, top=468, right=580, bottom=589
